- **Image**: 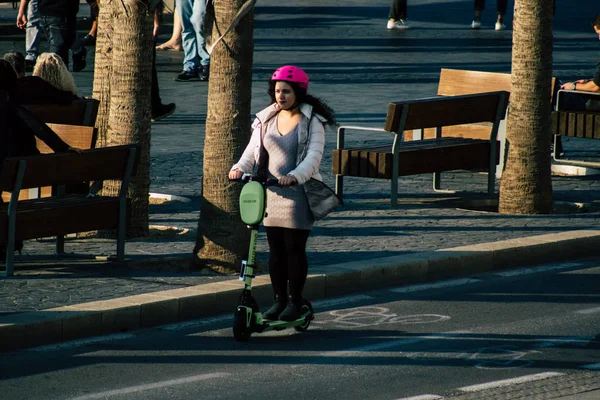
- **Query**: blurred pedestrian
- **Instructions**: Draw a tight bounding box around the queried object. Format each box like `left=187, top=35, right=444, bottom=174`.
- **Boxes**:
left=387, top=0, right=410, bottom=30
left=16, top=0, right=87, bottom=72
left=174, top=0, right=210, bottom=81
left=471, top=0, right=508, bottom=30
left=24, top=0, right=42, bottom=70
left=152, top=2, right=176, bottom=121
left=156, top=7, right=183, bottom=51
left=229, top=65, right=337, bottom=321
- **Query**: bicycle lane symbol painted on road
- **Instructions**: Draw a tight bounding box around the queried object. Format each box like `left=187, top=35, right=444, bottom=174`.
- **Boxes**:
left=404, top=345, right=541, bottom=370
left=313, top=306, right=451, bottom=328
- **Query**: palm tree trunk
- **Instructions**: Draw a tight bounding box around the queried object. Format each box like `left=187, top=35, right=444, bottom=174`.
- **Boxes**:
left=499, top=0, right=553, bottom=214
left=194, top=0, right=254, bottom=273
left=92, top=0, right=154, bottom=236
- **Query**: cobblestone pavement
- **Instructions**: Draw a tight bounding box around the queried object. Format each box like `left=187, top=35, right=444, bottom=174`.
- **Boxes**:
left=1, top=0, right=600, bottom=314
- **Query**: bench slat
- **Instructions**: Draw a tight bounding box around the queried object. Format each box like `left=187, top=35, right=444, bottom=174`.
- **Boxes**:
left=333, top=139, right=499, bottom=178
left=0, top=145, right=137, bottom=191
left=26, top=99, right=100, bottom=127
left=0, top=197, right=124, bottom=243
left=385, top=92, right=509, bottom=132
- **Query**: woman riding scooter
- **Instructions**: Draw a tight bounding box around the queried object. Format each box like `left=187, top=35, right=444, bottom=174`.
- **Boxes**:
left=229, top=65, right=336, bottom=321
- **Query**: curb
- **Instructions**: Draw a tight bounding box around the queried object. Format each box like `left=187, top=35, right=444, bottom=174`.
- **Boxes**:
left=2, top=229, right=600, bottom=352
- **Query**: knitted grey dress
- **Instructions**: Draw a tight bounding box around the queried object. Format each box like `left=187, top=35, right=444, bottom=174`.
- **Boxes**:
left=263, top=121, right=314, bottom=230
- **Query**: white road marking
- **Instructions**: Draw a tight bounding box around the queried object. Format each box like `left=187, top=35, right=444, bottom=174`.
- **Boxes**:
left=313, top=294, right=374, bottom=308
left=161, top=314, right=233, bottom=331
left=28, top=333, right=136, bottom=352
left=389, top=278, right=480, bottom=293
left=493, top=262, right=581, bottom=277
left=533, top=336, right=594, bottom=348
left=320, top=330, right=470, bottom=357
left=69, top=372, right=231, bottom=399
left=582, top=362, right=600, bottom=370
left=458, top=372, right=564, bottom=392
left=394, top=395, right=444, bottom=400
left=576, top=306, right=600, bottom=315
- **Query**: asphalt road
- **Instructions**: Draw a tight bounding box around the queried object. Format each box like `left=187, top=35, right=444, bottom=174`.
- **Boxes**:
left=1, top=259, right=599, bottom=399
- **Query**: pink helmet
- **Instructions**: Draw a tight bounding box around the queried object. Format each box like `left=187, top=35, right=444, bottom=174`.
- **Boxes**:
left=270, top=65, right=309, bottom=90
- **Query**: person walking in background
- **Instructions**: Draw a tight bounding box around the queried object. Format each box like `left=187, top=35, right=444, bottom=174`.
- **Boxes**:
left=229, top=66, right=336, bottom=321
left=471, top=0, right=508, bottom=30
left=24, top=0, right=41, bottom=71
left=387, top=0, right=410, bottom=30
left=16, top=0, right=87, bottom=72
left=80, top=0, right=99, bottom=47
left=156, top=8, right=183, bottom=51
left=174, top=0, right=210, bottom=81
left=152, top=2, right=176, bottom=121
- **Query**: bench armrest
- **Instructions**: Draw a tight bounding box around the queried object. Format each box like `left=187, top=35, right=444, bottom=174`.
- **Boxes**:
left=337, top=125, right=390, bottom=150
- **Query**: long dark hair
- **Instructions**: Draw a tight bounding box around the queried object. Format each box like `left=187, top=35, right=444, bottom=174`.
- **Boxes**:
left=267, top=80, right=337, bottom=126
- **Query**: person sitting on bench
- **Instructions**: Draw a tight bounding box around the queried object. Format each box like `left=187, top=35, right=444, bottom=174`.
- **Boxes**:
left=3, top=51, right=75, bottom=105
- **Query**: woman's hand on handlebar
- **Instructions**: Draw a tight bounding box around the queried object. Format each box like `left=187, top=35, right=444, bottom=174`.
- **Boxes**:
left=229, top=169, right=244, bottom=180
left=278, top=175, right=297, bottom=187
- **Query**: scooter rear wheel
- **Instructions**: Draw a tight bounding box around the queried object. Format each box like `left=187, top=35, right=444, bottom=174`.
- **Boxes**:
left=233, top=311, right=251, bottom=342
left=294, top=301, right=314, bottom=332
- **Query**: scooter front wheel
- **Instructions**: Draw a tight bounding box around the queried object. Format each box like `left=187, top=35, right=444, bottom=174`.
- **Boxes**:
left=233, top=310, right=251, bottom=342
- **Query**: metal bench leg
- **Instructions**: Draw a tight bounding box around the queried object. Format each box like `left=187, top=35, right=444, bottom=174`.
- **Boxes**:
left=488, top=162, right=496, bottom=195
left=56, top=236, right=65, bottom=255
left=432, top=172, right=456, bottom=194
left=335, top=174, right=344, bottom=200
left=391, top=177, right=398, bottom=208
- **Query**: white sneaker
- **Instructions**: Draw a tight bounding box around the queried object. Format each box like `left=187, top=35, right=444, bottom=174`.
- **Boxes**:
left=387, top=19, right=410, bottom=30
left=495, top=21, right=506, bottom=30
left=471, top=20, right=481, bottom=29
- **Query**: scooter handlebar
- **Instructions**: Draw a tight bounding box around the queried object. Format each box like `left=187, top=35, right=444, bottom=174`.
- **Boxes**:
left=229, top=174, right=280, bottom=186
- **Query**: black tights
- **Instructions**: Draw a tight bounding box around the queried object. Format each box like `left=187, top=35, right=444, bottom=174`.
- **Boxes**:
left=265, top=227, right=310, bottom=301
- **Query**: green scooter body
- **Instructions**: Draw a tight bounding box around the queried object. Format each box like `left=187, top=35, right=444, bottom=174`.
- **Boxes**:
left=239, top=181, right=265, bottom=225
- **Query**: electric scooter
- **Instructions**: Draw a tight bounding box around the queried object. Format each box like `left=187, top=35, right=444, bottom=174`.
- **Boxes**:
left=231, top=174, right=314, bottom=342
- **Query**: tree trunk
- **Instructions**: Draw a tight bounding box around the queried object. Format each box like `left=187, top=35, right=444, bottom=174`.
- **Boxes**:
left=194, top=0, right=254, bottom=273
left=92, top=0, right=154, bottom=236
left=499, top=0, right=553, bottom=214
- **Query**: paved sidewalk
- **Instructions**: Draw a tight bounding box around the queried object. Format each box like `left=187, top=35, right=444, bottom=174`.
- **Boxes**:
left=1, top=0, right=600, bottom=353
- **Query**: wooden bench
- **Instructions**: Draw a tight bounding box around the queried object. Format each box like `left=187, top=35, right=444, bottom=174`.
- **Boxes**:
left=0, top=144, right=138, bottom=276
left=551, top=90, right=600, bottom=168
left=25, top=98, right=100, bottom=127
left=332, top=91, right=509, bottom=208
left=417, top=69, right=558, bottom=176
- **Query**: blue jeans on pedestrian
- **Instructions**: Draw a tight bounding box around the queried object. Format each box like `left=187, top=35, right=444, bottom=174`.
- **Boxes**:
left=25, top=0, right=41, bottom=61
left=176, top=0, right=210, bottom=73
left=38, top=15, right=72, bottom=66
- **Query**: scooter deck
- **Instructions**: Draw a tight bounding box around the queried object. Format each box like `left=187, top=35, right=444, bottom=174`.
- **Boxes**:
left=255, top=311, right=314, bottom=332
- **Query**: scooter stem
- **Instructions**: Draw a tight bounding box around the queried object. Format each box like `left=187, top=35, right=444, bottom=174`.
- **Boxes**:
left=242, top=227, right=259, bottom=290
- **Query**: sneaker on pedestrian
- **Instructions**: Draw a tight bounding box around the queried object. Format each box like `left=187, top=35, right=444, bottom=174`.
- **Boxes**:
left=471, top=20, right=481, bottom=29
left=151, top=103, right=176, bottom=122
left=198, top=64, right=210, bottom=81
left=263, top=298, right=287, bottom=320
left=387, top=19, right=410, bottom=30
left=174, top=70, right=200, bottom=82
left=72, top=47, right=87, bottom=72
left=495, top=21, right=506, bottom=31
